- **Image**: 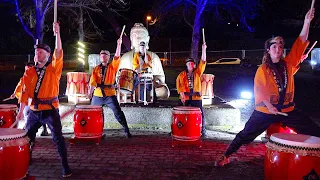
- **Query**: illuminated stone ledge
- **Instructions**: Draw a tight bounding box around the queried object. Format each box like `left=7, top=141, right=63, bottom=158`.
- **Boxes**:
left=59, top=102, right=240, bottom=131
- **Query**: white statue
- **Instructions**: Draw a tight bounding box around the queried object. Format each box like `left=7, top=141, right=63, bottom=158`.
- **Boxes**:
left=119, top=23, right=169, bottom=99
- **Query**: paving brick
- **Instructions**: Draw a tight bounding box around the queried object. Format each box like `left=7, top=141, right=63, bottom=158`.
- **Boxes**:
left=25, top=129, right=267, bottom=179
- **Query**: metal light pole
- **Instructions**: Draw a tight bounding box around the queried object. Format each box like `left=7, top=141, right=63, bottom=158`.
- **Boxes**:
left=146, top=15, right=152, bottom=30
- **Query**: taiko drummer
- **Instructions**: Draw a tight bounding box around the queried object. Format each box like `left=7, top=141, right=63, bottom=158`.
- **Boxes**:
left=15, top=22, right=72, bottom=178
left=87, top=38, right=132, bottom=138
left=176, top=42, right=207, bottom=138
left=215, top=8, right=320, bottom=167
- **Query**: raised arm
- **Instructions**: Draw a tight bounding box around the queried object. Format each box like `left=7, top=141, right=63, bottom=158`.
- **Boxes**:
left=114, top=38, right=122, bottom=58
left=201, top=42, right=207, bottom=62
left=299, top=8, right=315, bottom=43
left=53, top=22, right=62, bottom=59
left=195, top=42, right=207, bottom=75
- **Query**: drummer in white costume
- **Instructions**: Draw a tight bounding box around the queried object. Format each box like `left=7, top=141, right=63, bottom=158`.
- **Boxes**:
left=119, top=23, right=169, bottom=100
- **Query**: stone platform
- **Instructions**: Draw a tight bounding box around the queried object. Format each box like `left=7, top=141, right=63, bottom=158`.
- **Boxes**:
left=59, top=97, right=241, bottom=131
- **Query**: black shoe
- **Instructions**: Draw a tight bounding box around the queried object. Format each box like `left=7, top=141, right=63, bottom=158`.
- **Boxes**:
left=62, top=172, right=72, bottom=178
left=40, top=130, right=49, bottom=136
left=125, top=132, right=132, bottom=138
left=62, top=169, right=72, bottom=178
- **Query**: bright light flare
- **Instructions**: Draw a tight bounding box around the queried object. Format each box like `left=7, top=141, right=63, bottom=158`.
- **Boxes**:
left=241, top=91, right=253, bottom=99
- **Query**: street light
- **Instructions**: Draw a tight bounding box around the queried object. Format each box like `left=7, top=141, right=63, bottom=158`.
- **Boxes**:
left=146, top=15, right=152, bottom=30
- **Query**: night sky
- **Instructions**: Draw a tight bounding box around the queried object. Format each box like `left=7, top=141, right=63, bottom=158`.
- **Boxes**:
left=0, top=0, right=319, bottom=54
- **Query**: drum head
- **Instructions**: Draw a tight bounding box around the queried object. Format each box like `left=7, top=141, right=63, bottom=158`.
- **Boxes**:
left=120, top=89, right=132, bottom=95
left=173, top=106, right=200, bottom=111
left=0, top=128, right=27, bottom=140
left=76, top=105, right=102, bottom=109
left=155, top=85, right=170, bottom=100
left=0, top=104, right=17, bottom=109
left=270, top=133, right=320, bottom=149
left=139, top=72, right=153, bottom=79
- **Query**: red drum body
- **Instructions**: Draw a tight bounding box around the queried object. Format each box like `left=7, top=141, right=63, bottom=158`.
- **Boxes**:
left=66, top=72, right=89, bottom=95
left=171, top=106, right=202, bottom=141
left=117, top=69, right=137, bottom=94
left=0, top=129, right=30, bottom=180
left=266, top=122, right=296, bottom=138
left=74, top=105, right=104, bottom=138
left=0, top=104, right=17, bottom=128
left=265, top=133, right=320, bottom=180
left=201, top=74, right=214, bottom=98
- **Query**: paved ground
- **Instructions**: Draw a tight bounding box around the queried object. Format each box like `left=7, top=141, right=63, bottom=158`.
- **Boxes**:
left=28, top=129, right=266, bottom=180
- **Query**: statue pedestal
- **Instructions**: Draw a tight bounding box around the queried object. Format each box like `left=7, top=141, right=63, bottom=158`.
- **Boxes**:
left=67, top=94, right=90, bottom=104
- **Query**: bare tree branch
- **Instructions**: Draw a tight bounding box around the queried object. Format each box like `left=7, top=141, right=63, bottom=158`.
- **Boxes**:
left=15, top=0, right=35, bottom=40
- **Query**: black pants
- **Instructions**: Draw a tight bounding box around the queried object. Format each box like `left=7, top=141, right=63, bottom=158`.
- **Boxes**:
left=91, top=95, right=130, bottom=133
left=26, top=109, right=71, bottom=174
left=178, top=99, right=206, bottom=135
left=225, top=109, right=320, bottom=156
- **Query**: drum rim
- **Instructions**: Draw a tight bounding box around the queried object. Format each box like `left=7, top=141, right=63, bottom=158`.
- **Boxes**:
left=0, top=128, right=27, bottom=140
left=119, top=68, right=136, bottom=72
left=270, top=133, right=320, bottom=149
left=76, top=105, right=102, bottom=109
left=173, top=106, right=201, bottom=111
left=0, top=104, right=18, bottom=109
left=67, top=72, right=88, bottom=75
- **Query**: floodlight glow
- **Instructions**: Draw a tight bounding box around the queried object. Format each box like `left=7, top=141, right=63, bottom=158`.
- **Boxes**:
left=78, top=53, right=85, bottom=58
left=77, top=41, right=85, bottom=48
left=77, top=47, right=85, bottom=53
left=78, top=58, right=85, bottom=65
left=311, top=60, right=317, bottom=65
left=241, top=91, right=252, bottom=99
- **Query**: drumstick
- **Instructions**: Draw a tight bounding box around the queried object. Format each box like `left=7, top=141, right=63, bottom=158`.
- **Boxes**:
left=53, top=0, right=58, bottom=36
left=9, top=120, right=19, bottom=129
left=311, top=0, right=315, bottom=9
left=276, top=112, right=288, bottom=116
left=36, top=39, right=39, bottom=45
left=305, top=41, right=317, bottom=56
left=2, top=97, right=12, bottom=102
left=54, top=0, right=58, bottom=22
left=120, top=25, right=126, bottom=38
left=202, top=28, right=205, bottom=43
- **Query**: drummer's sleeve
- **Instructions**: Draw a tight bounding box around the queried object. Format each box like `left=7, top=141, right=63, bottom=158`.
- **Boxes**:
left=284, top=38, right=309, bottom=74
left=51, top=49, right=64, bottom=76
left=176, top=73, right=185, bottom=94
left=89, top=67, right=98, bottom=87
left=254, top=66, right=270, bottom=105
left=19, top=71, right=31, bottom=104
left=110, top=56, right=120, bottom=70
left=13, top=78, right=23, bottom=99
left=195, top=60, right=206, bottom=75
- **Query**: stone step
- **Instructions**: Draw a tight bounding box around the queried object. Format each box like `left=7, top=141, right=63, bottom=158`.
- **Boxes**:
left=59, top=100, right=240, bottom=131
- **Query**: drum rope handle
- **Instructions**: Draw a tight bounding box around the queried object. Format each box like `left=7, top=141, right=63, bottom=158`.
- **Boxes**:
left=9, top=119, right=19, bottom=129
